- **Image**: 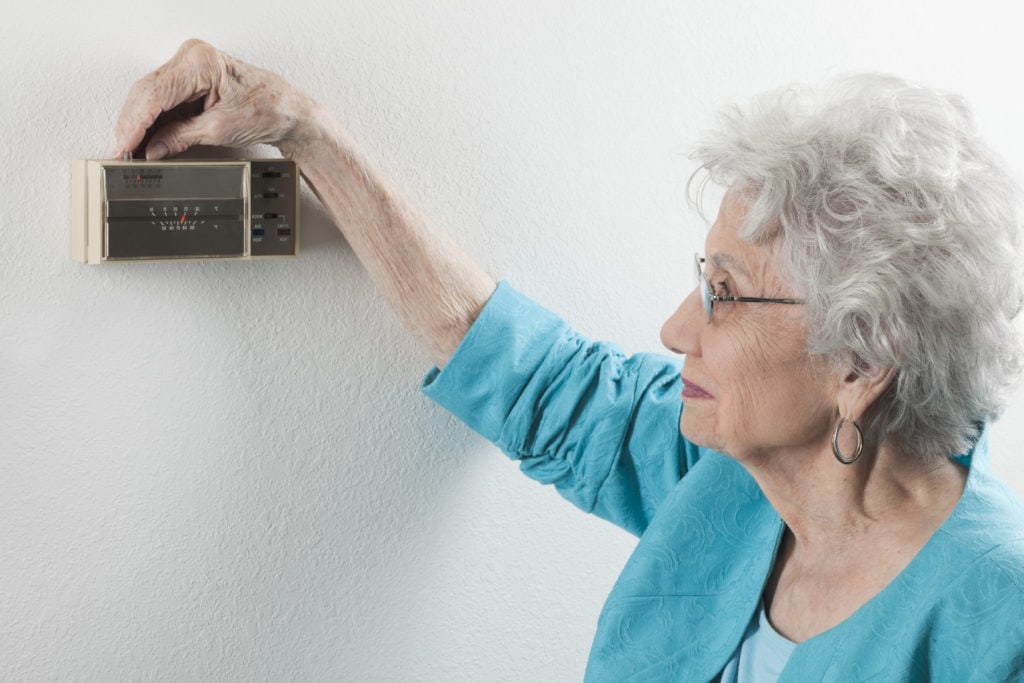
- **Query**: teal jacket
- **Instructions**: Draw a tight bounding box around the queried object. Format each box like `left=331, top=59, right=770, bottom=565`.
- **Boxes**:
left=423, top=283, right=1024, bottom=682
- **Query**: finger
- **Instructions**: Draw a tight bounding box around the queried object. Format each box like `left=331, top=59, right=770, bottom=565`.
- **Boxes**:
left=143, top=111, right=222, bottom=159
left=113, top=75, right=164, bottom=155
left=113, top=39, right=220, bottom=155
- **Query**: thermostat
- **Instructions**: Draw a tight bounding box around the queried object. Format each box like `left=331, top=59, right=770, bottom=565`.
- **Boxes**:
left=72, top=159, right=299, bottom=263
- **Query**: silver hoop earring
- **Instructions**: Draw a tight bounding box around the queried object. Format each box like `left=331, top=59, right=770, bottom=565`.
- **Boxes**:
left=832, top=419, right=864, bottom=465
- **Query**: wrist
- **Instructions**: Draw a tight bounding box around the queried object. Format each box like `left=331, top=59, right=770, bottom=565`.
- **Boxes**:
left=277, top=96, right=353, bottom=163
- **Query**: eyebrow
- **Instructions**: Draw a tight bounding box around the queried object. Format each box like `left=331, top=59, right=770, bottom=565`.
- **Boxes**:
left=708, top=252, right=751, bottom=279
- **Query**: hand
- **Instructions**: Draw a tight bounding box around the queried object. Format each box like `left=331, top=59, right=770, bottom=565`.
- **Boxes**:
left=114, top=39, right=319, bottom=160
left=113, top=40, right=495, bottom=365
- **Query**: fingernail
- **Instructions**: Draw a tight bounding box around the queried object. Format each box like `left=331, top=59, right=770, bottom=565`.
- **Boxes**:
left=147, top=142, right=169, bottom=160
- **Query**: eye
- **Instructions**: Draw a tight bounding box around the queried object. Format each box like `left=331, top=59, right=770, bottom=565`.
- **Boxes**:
left=713, top=279, right=732, bottom=297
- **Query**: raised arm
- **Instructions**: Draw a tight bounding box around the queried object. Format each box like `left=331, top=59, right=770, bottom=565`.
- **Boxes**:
left=114, top=39, right=496, bottom=367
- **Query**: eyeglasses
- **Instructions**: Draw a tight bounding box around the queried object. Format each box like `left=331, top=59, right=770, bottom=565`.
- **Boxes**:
left=695, top=253, right=804, bottom=323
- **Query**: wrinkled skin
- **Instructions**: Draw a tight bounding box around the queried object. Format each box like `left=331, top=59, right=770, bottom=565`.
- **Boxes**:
left=115, top=39, right=319, bottom=160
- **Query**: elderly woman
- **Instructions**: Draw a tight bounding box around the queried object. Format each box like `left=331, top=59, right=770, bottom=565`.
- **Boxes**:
left=116, top=41, right=1024, bottom=680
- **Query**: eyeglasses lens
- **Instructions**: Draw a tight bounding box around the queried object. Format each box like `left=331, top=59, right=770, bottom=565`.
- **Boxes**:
left=694, top=254, right=712, bottom=322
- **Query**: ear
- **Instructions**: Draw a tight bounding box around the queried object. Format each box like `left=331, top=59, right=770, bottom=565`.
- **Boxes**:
left=836, top=363, right=896, bottom=422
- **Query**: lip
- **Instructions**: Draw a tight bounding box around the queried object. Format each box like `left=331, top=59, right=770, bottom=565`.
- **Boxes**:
left=681, top=376, right=713, bottom=399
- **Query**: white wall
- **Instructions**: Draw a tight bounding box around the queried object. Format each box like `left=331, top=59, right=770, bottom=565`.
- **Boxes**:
left=3, top=1, right=1023, bottom=680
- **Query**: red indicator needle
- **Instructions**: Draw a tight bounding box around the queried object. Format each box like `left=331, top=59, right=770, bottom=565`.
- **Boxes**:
left=180, top=214, right=186, bottom=224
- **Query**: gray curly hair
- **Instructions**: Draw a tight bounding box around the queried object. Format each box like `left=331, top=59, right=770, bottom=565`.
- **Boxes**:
left=692, top=74, right=1024, bottom=461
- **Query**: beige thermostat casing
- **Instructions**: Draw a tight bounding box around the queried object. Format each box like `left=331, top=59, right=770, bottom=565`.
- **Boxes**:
left=72, top=159, right=299, bottom=264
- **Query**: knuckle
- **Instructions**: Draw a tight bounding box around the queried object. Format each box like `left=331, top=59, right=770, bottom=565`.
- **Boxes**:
left=177, top=38, right=209, bottom=55
left=177, top=39, right=219, bottom=68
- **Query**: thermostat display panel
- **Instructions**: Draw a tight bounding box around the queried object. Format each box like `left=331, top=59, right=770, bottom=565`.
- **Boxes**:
left=72, top=159, right=299, bottom=264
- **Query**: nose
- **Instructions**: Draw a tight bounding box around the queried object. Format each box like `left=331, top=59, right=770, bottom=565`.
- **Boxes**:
left=660, top=288, right=703, bottom=355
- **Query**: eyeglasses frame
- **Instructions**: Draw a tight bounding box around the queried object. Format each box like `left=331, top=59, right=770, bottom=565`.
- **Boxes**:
left=695, top=253, right=805, bottom=323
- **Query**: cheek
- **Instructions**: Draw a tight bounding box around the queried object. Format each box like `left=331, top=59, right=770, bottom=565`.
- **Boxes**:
left=678, top=333, right=760, bottom=446
left=713, top=375, right=768, bottom=443
left=741, top=359, right=836, bottom=447
left=716, top=327, right=778, bottom=405
left=709, top=324, right=832, bottom=447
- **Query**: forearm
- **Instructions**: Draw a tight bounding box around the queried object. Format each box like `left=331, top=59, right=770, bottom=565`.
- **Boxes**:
left=111, top=41, right=492, bottom=366
left=282, top=103, right=496, bottom=367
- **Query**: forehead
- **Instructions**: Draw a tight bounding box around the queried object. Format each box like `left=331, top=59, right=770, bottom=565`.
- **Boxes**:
left=706, top=192, right=768, bottom=276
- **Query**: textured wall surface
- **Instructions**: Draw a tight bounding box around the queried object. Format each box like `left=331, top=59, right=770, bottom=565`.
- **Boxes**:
left=3, top=1, right=1024, bottom=680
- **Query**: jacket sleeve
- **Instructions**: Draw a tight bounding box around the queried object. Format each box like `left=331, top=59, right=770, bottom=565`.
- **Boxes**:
left=422, top=282, right=702, bottom=537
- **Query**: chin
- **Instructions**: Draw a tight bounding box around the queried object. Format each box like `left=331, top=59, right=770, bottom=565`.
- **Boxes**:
left=679, top=414, right=719, bottom=452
